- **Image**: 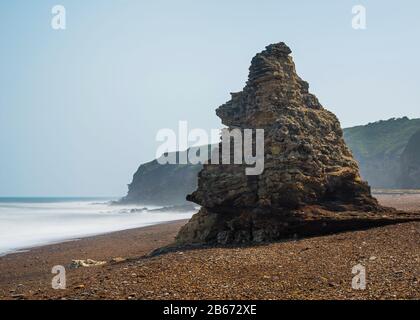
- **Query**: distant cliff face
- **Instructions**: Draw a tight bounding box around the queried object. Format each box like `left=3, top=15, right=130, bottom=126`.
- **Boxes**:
left=343, top=117, right=420, bottom=188
left=399, top=129, right=420, bottom=189
left=119, top=149, right=202, bottom=205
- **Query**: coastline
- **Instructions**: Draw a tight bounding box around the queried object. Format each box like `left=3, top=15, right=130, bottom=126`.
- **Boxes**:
left=0, top=194, right=419, bottom=300
left=0, top=220, right=189, bottom=299
left=0, top=219, right=188, bottom=258
left=1, top=193, right=416, bottom=259
left=0, top=197, right=194, bottom=258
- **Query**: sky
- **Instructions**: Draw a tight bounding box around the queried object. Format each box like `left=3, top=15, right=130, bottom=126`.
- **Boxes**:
left=0, top=0, right=419, bottom=197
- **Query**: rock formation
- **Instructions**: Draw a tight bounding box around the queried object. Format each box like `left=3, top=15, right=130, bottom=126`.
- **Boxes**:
left=176, top=42, right=417, bottom=245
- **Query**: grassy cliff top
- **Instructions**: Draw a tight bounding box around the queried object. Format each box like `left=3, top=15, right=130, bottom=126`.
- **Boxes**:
left=343, top=117, right=420, bottom=159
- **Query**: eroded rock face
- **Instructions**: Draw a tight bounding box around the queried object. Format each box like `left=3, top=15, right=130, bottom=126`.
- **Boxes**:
left=177, top=42, right=386, bottom=245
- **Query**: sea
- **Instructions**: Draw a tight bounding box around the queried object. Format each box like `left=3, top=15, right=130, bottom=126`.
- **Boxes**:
left=0, top=197, right=195, bottom=256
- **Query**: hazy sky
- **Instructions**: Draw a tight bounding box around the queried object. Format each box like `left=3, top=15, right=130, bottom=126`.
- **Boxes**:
left=0, top=0, right=419, bottom=197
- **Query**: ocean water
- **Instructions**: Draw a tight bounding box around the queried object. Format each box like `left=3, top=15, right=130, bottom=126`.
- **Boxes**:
left=0, top=197, right=195, bottom=256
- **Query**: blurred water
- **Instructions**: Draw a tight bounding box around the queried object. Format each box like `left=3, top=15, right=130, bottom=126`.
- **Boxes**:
left=0, top=198, right=194, bottom=256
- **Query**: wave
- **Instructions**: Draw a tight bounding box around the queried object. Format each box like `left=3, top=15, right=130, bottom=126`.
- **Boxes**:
left=0, top=198, right=194, bottom=256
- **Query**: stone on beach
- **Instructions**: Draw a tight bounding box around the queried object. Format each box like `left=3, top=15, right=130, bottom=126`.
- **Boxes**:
left=70, top=259, right=107, bottom=269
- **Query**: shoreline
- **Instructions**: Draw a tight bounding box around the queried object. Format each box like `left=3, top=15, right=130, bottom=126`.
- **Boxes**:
left=0, top=219, right=189, bottom=259
left=0, top=220, right=189, bottom=299
left=0, top=193, right=417, bottom=259
left=0, top=194, right=419, bottom=300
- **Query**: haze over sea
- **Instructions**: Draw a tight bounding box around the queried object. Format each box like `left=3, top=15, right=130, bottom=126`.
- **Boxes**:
left=0, top=197, right=194, bottom=256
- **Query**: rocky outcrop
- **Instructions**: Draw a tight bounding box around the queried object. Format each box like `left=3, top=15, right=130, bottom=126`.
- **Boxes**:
left=187, top=42, right=379, bottom=212
left=399, top=129, right=420, bottom=189
left=176, top=42, right=410, bottom=245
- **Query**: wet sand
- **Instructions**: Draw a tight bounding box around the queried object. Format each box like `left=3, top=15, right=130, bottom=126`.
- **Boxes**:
left=0, top=195, right=419, bottom=300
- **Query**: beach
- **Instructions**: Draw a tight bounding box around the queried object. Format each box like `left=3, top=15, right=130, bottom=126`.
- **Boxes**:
left=0, top=194, right=419, bottom=300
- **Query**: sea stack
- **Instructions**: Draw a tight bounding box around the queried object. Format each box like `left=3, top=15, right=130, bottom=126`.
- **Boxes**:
left=176, top=42, right=391, bottom=245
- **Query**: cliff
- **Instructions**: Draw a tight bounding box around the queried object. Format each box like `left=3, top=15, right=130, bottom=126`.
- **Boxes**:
left=344, top=117, right=420, bottom=188
left=399, top=129, right=420, bottom=189
left=119, top=149, right=202, bottom=205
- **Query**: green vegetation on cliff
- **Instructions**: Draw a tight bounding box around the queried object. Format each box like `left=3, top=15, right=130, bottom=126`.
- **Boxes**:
left=399, top=129, right=420, bottom=189
left=344, top=117, right=420, bottom=188
left=344, top=117, right=420, bottom=160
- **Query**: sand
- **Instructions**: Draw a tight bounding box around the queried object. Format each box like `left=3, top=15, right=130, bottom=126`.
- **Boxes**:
left=0, top=195, right=419, bottom=300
